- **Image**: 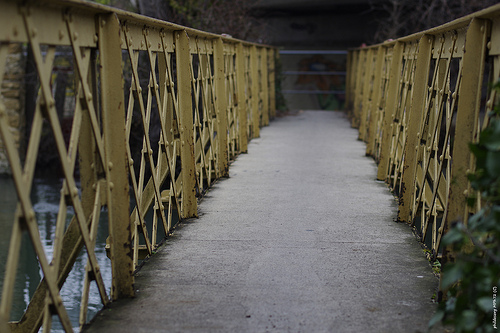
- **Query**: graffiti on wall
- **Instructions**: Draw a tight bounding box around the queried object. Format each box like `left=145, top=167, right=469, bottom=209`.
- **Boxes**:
left=295, top=55, right=345, bottom=110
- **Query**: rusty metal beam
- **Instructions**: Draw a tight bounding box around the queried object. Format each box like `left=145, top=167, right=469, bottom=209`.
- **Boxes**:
left=176, top=30, right=198, bottom=218
left=214, top=37, right=229, bottom=177
left=98, top=13, right=134, bottom=300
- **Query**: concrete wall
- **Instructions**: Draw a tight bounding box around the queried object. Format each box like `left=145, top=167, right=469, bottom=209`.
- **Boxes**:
left=255, top=0, right=382, bottom=49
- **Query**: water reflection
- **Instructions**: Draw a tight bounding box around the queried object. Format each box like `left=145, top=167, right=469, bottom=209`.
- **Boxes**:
left=0, top=176, right=112, bottom=332
left=0, top=177, right=39, bottom=323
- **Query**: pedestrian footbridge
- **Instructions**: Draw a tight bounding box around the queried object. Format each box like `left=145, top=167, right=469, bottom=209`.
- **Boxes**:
left=1, top=0, right=500, bottom=332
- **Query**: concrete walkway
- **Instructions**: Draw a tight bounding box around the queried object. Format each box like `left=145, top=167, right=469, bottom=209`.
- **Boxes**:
left=84, top=111, right=440, bottom=333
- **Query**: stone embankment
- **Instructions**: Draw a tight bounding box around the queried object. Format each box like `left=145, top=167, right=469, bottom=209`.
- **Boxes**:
left=0, top=44, right=25, bottom=175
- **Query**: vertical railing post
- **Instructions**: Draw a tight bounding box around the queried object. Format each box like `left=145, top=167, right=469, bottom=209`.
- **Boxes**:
left=176, top=30, right=197, bottom=218
left=348, top=50, right=360, bottom=119
left=236, top=43, right=248, bottom=153
left=377, top=42, right=404, bottom=180
left=250, top=45, right=260, bottom=138
left=345, top=50, right=353, bottom=113
left=214, top=37, right=229, bottom=176
left=398, top=35, right=433, bottom=223
left=359, top=48, right=374, bottom=141
left=98, top=13, right=134, bottom=299
left=352, top=49, right=365, bottom=128
left=268, top=48, right=276, bottom=119
left=261, top=47, right=269, bottom=126
left=366, top=45, right=386, bottom=156
left=441, top=18, right=489, bottom=271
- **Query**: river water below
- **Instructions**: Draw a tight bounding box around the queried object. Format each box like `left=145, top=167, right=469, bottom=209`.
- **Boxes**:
left=0, top=176, right=112, bottom=332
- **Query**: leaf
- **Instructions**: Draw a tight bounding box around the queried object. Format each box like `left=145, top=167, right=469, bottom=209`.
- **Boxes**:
left=441, top=264, right=463, bottom=289
left=482, top=119, right=500, bottom=151
left=466, top=196, right=476, bottom=208
left=428, top=310, right=444, bottom=328
left=486, top=151, right=500, bottom=178
left=474, top=210, right=497, bottom=230
left=469, top=142, right=486, bottom=162
left=445, top=296, right=456, bottom=312
left=467, top=209, right=484, bottom=229
left=458, top=310, right=478, bottom=331
left=442, top=227, right=464, bottom=246
left=476, top=297, right=494, bottom=312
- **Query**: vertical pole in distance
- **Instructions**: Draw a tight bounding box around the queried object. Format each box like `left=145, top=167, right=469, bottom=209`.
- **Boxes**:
left=250, top=45, right=260, bottom=138
left=366, top=45, right=385, bottom=156
left=260, top=47, right=269, bottom=126
left=359, top=48, right=374, bottom=141
left=268, top=48, right=276, bottom=119
left=176, top=30, right=197, bottom=218
left=98, top=13, right=134, bottom=299
left=214, top=37, right=229, bottom=176
left=236, top=43, right=248, bottom=153
left=345, top=50, right=353, bottom=113
left=352, top=49, right=366, bottom=128
left=349, top=50, right=360, bottom=118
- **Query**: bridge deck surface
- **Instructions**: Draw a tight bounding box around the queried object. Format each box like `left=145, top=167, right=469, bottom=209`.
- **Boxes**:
left=85, top=110, right=440, bottom=333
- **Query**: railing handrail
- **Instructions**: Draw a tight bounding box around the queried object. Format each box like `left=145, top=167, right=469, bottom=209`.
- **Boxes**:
left=33, top=0, right=274, bottom=48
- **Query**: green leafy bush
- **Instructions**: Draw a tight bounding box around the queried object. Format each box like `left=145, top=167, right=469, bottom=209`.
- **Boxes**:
left=430, top=82, right=500, bottom=332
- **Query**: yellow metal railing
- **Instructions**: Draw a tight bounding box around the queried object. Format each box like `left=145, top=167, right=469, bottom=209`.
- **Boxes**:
left=0, top=0, right=276, bottom=331
left=346, top=4, right=500, bottom=264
